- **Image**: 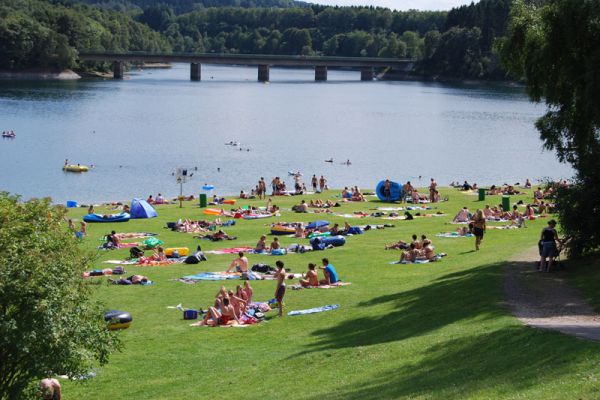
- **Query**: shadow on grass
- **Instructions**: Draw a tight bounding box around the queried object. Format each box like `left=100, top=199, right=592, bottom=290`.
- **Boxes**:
left=297, top=261, right=600, bottom=398
left=306, top=326, right=596, bottom=400
left=295, top=261, right=507, bottom=353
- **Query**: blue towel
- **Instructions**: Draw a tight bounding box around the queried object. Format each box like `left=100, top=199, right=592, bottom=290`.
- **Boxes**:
left=288, top=304, right=340, bottom=316
left=182, top=272, right=240, bottom=281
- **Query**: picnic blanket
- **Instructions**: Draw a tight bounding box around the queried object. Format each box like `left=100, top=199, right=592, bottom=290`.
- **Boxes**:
left=137, top=257, right=186, bottom=266
left=334, top=213, right=368, bottom=218
left=179, top=272, right=241, bottom=282
left=436, top=233, right=474, bottom=238
left=205, top=246, right=253, bottom=255
left=375, top=207, right=405, bottom=211
left=288, top=304, right=340, bottom=316
left=389, top=253, right=447, bottom=264
left=114, top=232, right=157, bottom=239
left=102, top=260, right=138, bottom=265
left=291, top=282, right=351, bottom=290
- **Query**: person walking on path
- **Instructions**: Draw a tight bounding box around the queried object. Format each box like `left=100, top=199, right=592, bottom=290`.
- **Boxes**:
left=539, top=219, right=560, bottom=272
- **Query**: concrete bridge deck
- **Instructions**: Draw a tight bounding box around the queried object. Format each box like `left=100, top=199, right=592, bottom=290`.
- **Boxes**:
left=77, top=52, right=415, bottom=81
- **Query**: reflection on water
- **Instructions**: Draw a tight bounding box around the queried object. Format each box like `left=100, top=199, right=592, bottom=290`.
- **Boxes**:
left=0, top=64, right=571, bottom=204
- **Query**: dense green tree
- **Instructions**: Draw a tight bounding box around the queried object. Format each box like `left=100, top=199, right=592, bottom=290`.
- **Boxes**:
left=0, top=193, right=120, bottom=400
left=499, top=0, right=600, bottom=256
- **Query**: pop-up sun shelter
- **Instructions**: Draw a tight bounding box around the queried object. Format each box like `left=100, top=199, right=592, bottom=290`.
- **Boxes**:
left=130, top=198, right=158, bottom=219
left=376, top=180, right=404, bottom=202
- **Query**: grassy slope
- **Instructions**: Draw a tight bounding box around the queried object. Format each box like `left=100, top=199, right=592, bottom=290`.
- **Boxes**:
left=62, top=188, right=600, bottom=400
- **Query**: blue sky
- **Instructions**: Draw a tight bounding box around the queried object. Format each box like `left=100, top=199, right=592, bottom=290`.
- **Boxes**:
left=309, top=0, right=475, bottom=11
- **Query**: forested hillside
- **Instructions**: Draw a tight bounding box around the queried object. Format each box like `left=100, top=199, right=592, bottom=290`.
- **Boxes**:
left=0, top=0, right=170, bottom=70
left=0, top=0, right=514, bottom=80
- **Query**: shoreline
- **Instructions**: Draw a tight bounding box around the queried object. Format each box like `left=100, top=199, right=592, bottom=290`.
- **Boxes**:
left=0, top=66, right=520, bottom=86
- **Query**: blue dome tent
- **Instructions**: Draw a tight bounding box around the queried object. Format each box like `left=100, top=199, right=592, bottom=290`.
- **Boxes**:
left=376, top=180, right=404, bottom=202
left=130, top=198, right=158, bottom=219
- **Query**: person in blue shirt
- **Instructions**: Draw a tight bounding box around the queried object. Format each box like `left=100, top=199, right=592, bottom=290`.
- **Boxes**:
left=319, top=257, right=339, bottom=285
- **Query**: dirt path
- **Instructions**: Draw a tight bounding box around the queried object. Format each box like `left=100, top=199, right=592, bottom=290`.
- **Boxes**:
left=504, top=247, right=600, bottom=341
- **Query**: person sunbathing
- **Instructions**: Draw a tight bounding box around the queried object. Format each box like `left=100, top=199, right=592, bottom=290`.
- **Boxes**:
left=453, top=207, right=471, bottom=223
left=226, top=251, right=248, bottom=273
left=483, top=205, right=494, bottom=219
left=300, top=263, right=319, bottom=287
left=419, top=239, right=435, bottom=260
left=40, top=378, right=61, bottom=400
left=255, top=235, right=268, bottom=253
left=243, top=281, right=253, bottom=303
left=537, top=201, right=547, bottom=214
left=110, top=274, right=149, bottom=285
left=295, top=223, right=305, bottom=238
left=385, top=239, right=409, bottom=250
left=228, top=289, right=247, bottom=316
left=400, top=243, right=419, bottom=263
left=330, top=223, right=340, bottom=236
left=270, top=237, right=281, bottom=250
left=523, top=204, right=535, bottom=219
left=198, top=297, right=240, bottom=327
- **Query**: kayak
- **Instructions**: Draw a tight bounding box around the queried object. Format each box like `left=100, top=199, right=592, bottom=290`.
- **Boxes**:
left=63, top=164, right=89, bottom=172
left=83, top=213, right=131, bottom=223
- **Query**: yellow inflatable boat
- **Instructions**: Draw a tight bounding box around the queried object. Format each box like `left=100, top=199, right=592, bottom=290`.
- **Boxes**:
left=63, top=164, right=89, bottom=172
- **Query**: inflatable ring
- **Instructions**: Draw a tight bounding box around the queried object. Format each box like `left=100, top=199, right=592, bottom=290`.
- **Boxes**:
left=104, top=310, right=132, bottom=330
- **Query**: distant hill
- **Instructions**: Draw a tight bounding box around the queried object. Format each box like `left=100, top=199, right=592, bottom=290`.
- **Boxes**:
left=79, top=0, right=309, bottom=14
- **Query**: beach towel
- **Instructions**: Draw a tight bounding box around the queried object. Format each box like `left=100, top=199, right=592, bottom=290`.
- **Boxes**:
left=288, top=304, right=340, bottom=316
left=291, top=282, right=351, bottom=290
left=113, top=232, right=157, bottom=239
left=205, top=246, right=253, bottom=255
left=375, top=207, right=404, bottom=211
left=179, top=272, right=241, bottom=282
left=435, top=233, right=474, bottom=238
left=102, top=260, right=138, bottom=265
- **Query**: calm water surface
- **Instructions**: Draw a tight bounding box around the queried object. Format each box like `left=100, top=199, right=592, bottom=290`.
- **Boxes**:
left=0, top=64, right=572, bottom=204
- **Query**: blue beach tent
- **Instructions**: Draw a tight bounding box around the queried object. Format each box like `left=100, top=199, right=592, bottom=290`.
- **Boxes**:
left=130, top=198, right=158, bottom=219
left=376, top=180, right=404, bottom=202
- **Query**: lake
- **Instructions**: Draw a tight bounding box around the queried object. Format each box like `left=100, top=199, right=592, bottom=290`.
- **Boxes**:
left=0, top=63, right=572, bottom=204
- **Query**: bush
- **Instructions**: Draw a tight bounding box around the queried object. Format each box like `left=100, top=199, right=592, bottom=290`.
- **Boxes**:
left=0, top=193, right=120, bottom=400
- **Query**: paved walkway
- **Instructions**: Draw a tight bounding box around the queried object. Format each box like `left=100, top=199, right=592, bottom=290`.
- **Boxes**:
left=504, top=247, right=600, bottom=342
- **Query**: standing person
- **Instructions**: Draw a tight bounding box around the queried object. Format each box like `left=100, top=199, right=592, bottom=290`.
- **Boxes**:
left=311, top=174, right=318, bottom=192
left=472, top=209, right=486, bottom=251
left=319, top=258, right=339, bottom=285
left=274, top=260, right=286, bottom=317
left=383, top=179, right=392, bottom=201
left=319, top=175, right=326, bottom=192
left=539, top=219, right=560, bottom=272
left=429, top=178, right=438, bottom=203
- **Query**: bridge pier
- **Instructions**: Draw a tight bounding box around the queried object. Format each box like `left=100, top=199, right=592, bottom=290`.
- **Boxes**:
left=112, top=61, right=124, bottom=79
left=360, top=67, right=374, bottom=81
left=190, top=63, right=201, bottom=81
left=258, top=65, right=270, bottom=82
left=315, top=66, right=327, bottom=81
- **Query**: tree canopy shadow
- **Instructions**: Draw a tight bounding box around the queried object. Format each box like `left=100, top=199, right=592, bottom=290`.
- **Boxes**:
left=304, top=326, right=599, bottom=400
left=294, top=260, right=600, bottom=398
left=294, top=261, right=508, bottom=355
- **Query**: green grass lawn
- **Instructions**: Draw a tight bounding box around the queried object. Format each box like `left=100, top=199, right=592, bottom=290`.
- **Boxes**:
left=62, top=188, right=600, bottom=399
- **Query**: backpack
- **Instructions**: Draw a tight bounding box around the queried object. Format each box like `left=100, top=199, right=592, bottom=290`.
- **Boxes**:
left=130, top=247, right=144, bottom=258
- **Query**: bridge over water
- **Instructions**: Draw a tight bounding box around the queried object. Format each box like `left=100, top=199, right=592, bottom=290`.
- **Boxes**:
left=77, top=52, right=415, bottom=82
